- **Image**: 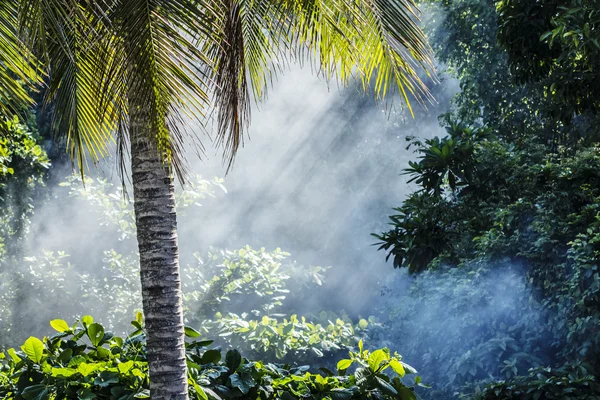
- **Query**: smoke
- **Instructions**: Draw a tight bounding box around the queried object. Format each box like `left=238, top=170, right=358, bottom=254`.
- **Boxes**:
left=176, top=67, right=459, bottom=315
left=19, top=66, right=459, bottom=325
left=371, top=263, right=548, bottom=396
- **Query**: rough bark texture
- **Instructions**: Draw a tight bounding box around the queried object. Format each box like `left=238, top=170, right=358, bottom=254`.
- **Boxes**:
left=130, top=119, right=189, bottom=399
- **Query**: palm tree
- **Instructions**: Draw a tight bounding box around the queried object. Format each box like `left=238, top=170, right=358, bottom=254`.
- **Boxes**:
left=3, top=1, right=434, bottom=398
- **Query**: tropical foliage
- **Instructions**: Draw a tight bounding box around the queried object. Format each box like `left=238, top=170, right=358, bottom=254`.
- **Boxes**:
left=3, top=0, right=600, bottom=399
left=372, top=0, right=600, bottom=398
left=0, top=317, right=422, bottom=400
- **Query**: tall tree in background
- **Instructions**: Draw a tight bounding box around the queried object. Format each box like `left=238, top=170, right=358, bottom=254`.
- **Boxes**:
left=497, top=0, right=600, bottom=121
left=1, top=1, right=434, bottom=398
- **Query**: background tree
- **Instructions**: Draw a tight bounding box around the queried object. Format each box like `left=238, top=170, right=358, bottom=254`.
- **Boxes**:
left=497, top=0, right=600, bottom=121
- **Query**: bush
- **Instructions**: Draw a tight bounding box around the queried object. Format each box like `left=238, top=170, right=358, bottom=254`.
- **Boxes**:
left=0, top=317, right=423, bottom=400
left=477, top=363, right=600, bottom=400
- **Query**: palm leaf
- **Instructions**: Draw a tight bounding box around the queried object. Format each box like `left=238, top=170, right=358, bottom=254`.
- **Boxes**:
left=14, top=0, right=434, bottom=176
left=0, top=2, right=41, bottom=121
left=207, top=0, right=435, bottom=167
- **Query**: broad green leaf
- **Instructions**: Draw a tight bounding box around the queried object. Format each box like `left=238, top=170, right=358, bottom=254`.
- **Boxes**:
left=7, top=348, right=21, bottom=363
left=190, top=379, right=208, bottom=400
left=226, top=349, right=242, bottom=372
left=51, top=367, right=77, bottom=378
left=229, top=372, right=256, bottom=394
left=187, top=340, right=214, bottom=350
left=401, top=362, right=418, bottom=375
left=201, top=349, right=221, bottom=364
left=94, top=371, right=120, bottom=387
left=81, top=315, right=94, bottom=326
left=134, top=389, right=150, bottom=398
left=132, top=368, right=146, bottom=379
left=327, top=388, right=354, bottom=400
left=57, top=348, right=73, bottom=364
left=184, top=326, right=201, bottom=338
left=368, top=349, right=389, bottom=372
left=77, top=389, right=96, bottom=400
left=87, top=323, right=105, bottom=347
left=376, top=376, right=398, bottom=396
left=21, top=337, right=44, bottom=363
left=389, top=359, right=406, bottom=377
left=21, top=384, right=48, bottom=400
left=397, top=387, right=417, bottom=400
left=50, top=319, right=71, bottom=333
left=118, top=360, right=134, bottom=374
left=337, top=359, right=353, bottom=371
left=94, top=346, right=111, bottom=360
left=77, top=362, right=100, bottom=377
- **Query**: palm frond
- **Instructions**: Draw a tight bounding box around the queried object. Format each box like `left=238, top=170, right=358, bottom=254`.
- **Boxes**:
left=287, top=0, right=435, bottom=110
left=205, top=0, right=288, bottom=167
left=208, top=0, right=435, bottom=167
left=13, top=0, right=434, bottom=177
left=110, top=0, right=219, bottom=179
left=18, top=0, right=219, bottom=179
left=0, top=2, right=41, bottom=121
left=18, top=0, right=120, bottom=174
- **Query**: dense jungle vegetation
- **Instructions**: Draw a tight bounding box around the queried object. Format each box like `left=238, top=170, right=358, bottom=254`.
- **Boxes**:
left=1, top=0, right=600, bottom=399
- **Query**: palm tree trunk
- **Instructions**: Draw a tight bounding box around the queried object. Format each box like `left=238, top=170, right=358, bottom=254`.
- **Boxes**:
left=130, top=118, right=189, bottom=399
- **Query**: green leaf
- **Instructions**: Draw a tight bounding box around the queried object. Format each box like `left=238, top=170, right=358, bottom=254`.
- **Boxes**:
left=368, top=349, right=389, bottom=372
left=134, top=389, right=150, bottom=398
left=21, top=337, right=44, bottom=363
left=50, top=319, right=71, bottom=333
left=77, top=389, right=96, bottom=400
left=229, top=372, right=256, bottom=394
left=189, top=378, right=208, bottom=400
left=118, top=360, right=134, bottom=374
left=187, top=340, right=214, bottom=350
left=327, top=388, right=354, bottom=400
left=337, top=359, right=353, bottom=371
left=57, top=348, right=73, bottom=364
left=94, top=371, right=120, bottom=387
left=185, top=326, right=202, bottom=338
left=376, top=376, right=398, bottom=395
left=77, top=362, right=100, bottom=377
left=81, top=315, right=94, bottom=326
left=7, top=348, right=21, bottom=363
left=136, top=311, right=143, bottom=325
left=51, top=367, right=77, bottom=378
left=389, top=359, right=406, bottom=377
left=94, top=346, right=111, bottom=360
left=401, top=362, right=418, bottom=375
left=225, top=349, right=242, bottom=372
left=87, top=323, right=105, bottom=347
left=201, top=349, right=221, bottom=364
left=21, top=385, right=49, bottom=400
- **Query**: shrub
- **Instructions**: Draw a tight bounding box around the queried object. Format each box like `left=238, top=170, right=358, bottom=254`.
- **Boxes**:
left=0, top=317, right=423, bottom=400
left=477, top=363, right=600, bottom=400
